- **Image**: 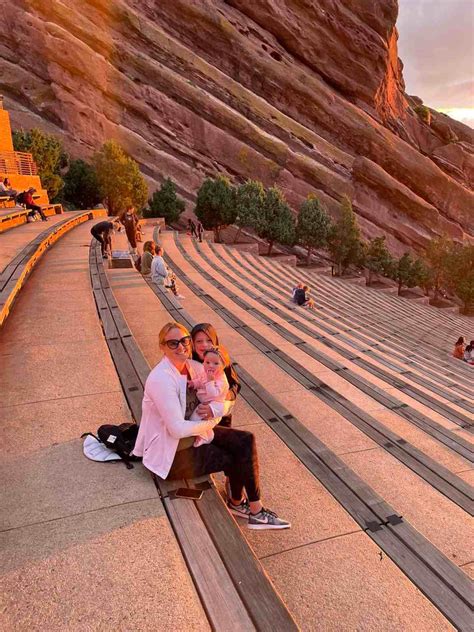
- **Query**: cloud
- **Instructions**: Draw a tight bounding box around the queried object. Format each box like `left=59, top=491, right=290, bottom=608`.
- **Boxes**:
left=397, top=0, right=474, bottom=109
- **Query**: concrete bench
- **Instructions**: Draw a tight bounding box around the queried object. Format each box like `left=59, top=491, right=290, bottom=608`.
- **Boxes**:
left=0, top=201, right=63, bottom=234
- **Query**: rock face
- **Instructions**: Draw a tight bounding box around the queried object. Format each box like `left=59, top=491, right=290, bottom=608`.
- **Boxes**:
left=2, top=0, right=473, bottom=253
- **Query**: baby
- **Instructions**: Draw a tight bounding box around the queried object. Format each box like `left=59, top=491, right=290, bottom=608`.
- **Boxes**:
left=188, top=346, right=230, bottom=446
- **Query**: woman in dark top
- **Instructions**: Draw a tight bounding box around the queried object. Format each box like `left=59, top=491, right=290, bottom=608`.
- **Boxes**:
left=191, top=323, right=241, bottom=427
left=120, top=206, right=140, bottom=253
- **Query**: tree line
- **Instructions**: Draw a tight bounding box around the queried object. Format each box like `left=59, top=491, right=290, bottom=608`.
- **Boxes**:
left=13, top=129, right=473, bottom=313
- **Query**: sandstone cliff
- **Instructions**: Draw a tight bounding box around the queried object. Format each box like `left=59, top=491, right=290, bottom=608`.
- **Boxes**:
left=2, top=0, right=473, bottom=253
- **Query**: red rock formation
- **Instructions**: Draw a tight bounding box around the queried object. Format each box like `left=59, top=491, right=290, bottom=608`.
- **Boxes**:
left=2, top=0, right=472, bottom=253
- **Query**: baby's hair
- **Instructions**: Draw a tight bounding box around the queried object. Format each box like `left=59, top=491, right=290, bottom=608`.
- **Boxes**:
left=203, top=345, right=230, bottom=368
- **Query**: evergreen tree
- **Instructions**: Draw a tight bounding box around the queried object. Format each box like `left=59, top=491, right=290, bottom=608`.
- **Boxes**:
left=365, top=236, right=393, bottom=285
left=93, top=140, right=147, bottom=216
left=234, top=179, right=265, bottom=243
left=327, top=196, right=364, bottom=275
left=195, top=174, right=236, bottom=242
left=256, top=186, right=295, bottom=255
left=145, top=178, right=185, bottom=224
left=391, top=253, right=426, bottom=295
left=13, top=128, right=68, bottom=201
left=424, top=236, right=452, bottom=301
left=296, top=194, right=332, bottom=265
left=63, top=159, right=101, bottom=209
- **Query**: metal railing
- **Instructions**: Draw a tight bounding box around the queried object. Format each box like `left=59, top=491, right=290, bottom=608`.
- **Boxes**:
left=0, top=151, right=38, bottom=176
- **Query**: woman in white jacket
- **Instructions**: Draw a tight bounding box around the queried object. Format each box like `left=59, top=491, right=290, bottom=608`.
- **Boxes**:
left=134, top=321, right=290, bottom=530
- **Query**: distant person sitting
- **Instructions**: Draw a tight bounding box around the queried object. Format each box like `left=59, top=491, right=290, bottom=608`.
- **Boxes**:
left=294, top=285, right=315, bottom=309
left=464, top=341, right=474, bottom=365
left=23, top=188, right=47, bottom=221
left=140, top=240, right=155, bottom=276
left=291, top=282, right=304, bottom=303
left=91, top=219, right=119, bottom=258
left=0, top=178, right=18, bottom=203
left=452, top=337, right=465, bottom=360
left=151, top=246, right=184, bottom=298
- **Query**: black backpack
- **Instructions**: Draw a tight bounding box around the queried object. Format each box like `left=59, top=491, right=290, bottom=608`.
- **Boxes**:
left=17, top=191, right=26, bottom=205
left=134, top=255, right=142, bottom=272
left=82, top=423, right=141, bottom=469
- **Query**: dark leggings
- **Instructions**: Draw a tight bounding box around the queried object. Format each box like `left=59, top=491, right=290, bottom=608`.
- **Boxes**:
left=168, top=426, right=261, bottom=502
left=91, top=230, right=111, bottom=256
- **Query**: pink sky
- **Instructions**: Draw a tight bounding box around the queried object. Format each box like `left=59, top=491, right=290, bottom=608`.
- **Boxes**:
left=397, top=0, right=474, bottom=127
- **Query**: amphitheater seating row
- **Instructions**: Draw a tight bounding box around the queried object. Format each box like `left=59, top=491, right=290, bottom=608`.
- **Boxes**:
left=0, top=202, right=63, bottom=234
left=0, top=210, right=106, bottom=326
left=140, top=228, right=472, bottom=628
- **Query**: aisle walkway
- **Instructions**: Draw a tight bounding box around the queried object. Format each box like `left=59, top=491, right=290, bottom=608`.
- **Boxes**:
left=0, top=222, right=209, bottom=630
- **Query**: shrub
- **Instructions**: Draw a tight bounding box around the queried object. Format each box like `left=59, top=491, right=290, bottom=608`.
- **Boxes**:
left=424, top=236, right=452, bottom=301
left=327, top=196, right=364, bottom=275
left=195, top=174, right=237, bottom=242
left=296, top=194, right=332, bottom=265
left=414, top=104, right=431, bottom=126
left=13, top=128, right=68, bottom=201
left=63, top=159, right=101, bottom=209
left=145, top=178, right=185, bottom=224
left=93, top=140, right=147, bottom=216
left=256, top=186, right=295, bottom=255
left=445, top=243, right=474, bottom=312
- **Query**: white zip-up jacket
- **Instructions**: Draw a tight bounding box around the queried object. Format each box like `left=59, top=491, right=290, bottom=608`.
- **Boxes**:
left=133, top=356, right=231, bottom=478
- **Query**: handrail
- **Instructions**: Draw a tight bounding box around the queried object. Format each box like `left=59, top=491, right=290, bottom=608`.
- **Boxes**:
left=0, top=151, right=37, bottom=175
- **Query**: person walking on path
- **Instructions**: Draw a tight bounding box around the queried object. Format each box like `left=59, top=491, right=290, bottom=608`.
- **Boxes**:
left=187, top=218, right=198, bottom=238
left=196, top=220, right=204, bottom=243
left=120, top=206, right=140, bottom=254
left=91, top=219, right=118, bottom=258
left=133, top=321, right=290, bottom=530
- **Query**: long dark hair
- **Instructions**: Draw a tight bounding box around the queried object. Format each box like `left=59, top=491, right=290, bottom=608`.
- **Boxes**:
left=191, top=323, right=241, bottom=396
left=455, top=336, right=465, bottom=346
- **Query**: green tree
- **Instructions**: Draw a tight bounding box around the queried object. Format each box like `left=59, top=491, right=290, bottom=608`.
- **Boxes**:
left=390, top=253, right=426, bottom=295
left=63, top=159, right=101, bottom=210
left=364, top=236, right=393, bottom=285
left=145, top=177, right=185, bottom=224
left=256, top=186, right=295, bottom=255
left=195, top=174, right=237, bottom=242
left=13, top=128, right=68, bottom=201
left=93, top=140, right=147, bottom=216
left=296, top=194, right=332, bottom=266
left=445, top=243, right=474, bottom=313
left=424, top=236, right=452, bottom=301
left=234, top=179, right=265, bottom=243
left=327, top=196, right=364, bottom=275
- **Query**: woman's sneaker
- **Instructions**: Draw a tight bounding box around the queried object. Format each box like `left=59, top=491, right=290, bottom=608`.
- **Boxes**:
left=227, top=498, right=251, bottom=518
left=248, top=508, right=291, bottom=530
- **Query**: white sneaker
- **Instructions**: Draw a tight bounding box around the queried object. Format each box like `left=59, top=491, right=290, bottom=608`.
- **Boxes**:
left=175, top=294, right=185, bottom=299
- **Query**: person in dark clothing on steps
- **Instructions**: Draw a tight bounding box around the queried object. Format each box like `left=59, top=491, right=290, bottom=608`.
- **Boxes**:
left=91, top=219, right=119, bottom=258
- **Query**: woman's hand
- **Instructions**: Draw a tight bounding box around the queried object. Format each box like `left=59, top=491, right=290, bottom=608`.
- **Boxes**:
left=196, top=404, right=213, bottom=420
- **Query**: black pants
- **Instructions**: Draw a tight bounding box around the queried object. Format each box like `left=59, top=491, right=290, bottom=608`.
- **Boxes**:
left=168, top=426, right=261, bottom=502
left=91, top=229, right=111, bottom=256
left=26, top=204, right=46, bottom=221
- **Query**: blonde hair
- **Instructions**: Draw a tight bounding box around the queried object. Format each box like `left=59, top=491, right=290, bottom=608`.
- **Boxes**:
left=143, top=240, right=155, bottom=254
left=158, top=322, right=190, bottom=346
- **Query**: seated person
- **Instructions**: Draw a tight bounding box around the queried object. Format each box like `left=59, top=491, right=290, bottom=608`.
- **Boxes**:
left=294, top=285, right=315, bottom=309
left=188, top=346, right=230, bottom=446
left=141, top=240, right=155, bottom=275
left=452, top=337, right=465, bottom=360
left=464, top=341, right=474, bottom=365
left=151, top=246, right=184, bottom=298
left=23, top=188, right=47, bottom=221
left=291, top=282, right=303, bottom=303
left=0, top=178, right=18, bottom=202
